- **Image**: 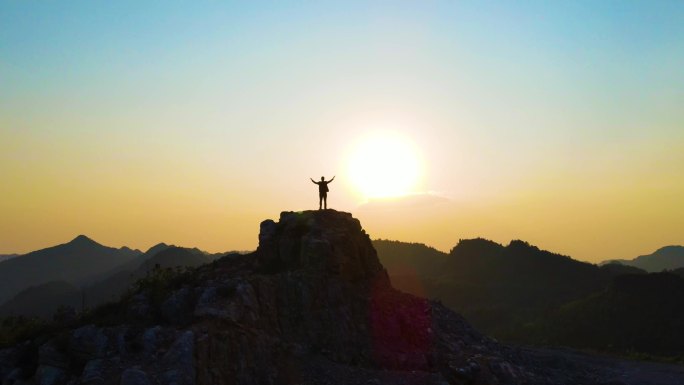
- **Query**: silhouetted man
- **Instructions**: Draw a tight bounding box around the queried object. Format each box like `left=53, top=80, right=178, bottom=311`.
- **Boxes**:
left=310, top=176, right=335, bottom=210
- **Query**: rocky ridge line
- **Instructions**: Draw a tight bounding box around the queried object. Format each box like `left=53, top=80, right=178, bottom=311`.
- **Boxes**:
left=0, top=210, right=625, bottom=385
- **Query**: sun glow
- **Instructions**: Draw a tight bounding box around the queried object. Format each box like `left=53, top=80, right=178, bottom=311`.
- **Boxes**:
left=347, top=132, right=421, bottom=199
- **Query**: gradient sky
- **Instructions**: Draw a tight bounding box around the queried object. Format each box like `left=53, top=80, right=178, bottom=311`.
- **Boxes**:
left=1, top=1, right=683, bottom=262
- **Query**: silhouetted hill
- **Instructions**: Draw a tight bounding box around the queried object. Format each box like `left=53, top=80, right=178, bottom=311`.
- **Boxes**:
left=0, top=254, right=18, bottom=263
left=375, top=239, right=684, bottom=357
left=372, top=240, right=446, bottom=274
left=138, top=246, right=211, bottom=271
left=375, top=238, right=609, bottom=338
left=603, top=245, right=684, bottom=272
left=0, top=241, right=225, bottom=317
left=599, top=262, right=647, bottom=277
left=83, top=246, right=215, bottom=310
left=0, top=210, right=650, bottom=385
left=0, top=281, right=80, bottom=318
left=84, top=242, right=172, bottom=284
left=0, top=236, right=141, bottom=304
left=438, top=239, right=608, bottom=337
left=445, top=239, right=605, bottom=302
left=550, top=272, right=684, bottom=355
left=372, top=240, right=446, bottom=295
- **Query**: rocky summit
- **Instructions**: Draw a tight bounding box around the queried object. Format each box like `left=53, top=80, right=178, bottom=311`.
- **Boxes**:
left=0, top=210, right=631, bottom=385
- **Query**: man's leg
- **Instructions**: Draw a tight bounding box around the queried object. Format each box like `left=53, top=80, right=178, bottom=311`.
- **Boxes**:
left=323, top=195, right=327, bottom=209
left=319, top=195, right=323, bottom=210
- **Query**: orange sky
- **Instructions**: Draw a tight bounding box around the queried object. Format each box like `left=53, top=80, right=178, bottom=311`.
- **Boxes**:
left=2, top=2, right=683, bottom=262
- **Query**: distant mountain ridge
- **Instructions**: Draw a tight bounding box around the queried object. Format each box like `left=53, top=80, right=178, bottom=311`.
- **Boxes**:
left=430, top=238, right=607, bottom=335
left=83, top=245, right=218, bottom=308
left=602, top=245, right=684, bottom=272
left=0, top=281, right=81, bottom=318
left=0, top=241, right=228, bottom=317
left=0, top=235, right=141, bottom=304
left=0, top=254, right=19, bottom=263
left=81, top=242, right=172, bottom=285
left=2, top=210, right=675, bottom=385
left=374, top=238, right=608, bottom=310
left=5, top=232, right=682, bottom=358
left=373, top=238, right=684, bottom=356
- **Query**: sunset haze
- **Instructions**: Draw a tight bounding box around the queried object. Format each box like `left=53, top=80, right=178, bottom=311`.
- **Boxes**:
left=2, top=1, right=683, bottom=262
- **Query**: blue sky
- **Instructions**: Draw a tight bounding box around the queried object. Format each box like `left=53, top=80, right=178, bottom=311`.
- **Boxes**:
left=1, top=1, right=683, bottom=260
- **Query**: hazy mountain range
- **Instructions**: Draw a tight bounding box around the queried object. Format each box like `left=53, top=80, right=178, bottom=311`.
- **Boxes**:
left=6, top=210, right=684, bottom=385
left=0, top=236, right=235, bottom=317
left=601, top=245, right=684, bottom=272
left=0, top=235, right=141, bottom=305
left=373, top=239, right=684, bottom=356
left=2, top=233, right=682, bottom=357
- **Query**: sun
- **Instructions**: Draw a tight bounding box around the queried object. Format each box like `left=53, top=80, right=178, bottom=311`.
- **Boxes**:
left=347, top=132, right=421, bottom=199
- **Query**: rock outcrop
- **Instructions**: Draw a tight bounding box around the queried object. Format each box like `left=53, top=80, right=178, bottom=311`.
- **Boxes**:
left=0, top=210, right=619, bottom=385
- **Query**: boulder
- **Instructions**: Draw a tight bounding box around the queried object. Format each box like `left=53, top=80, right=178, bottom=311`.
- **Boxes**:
left=38, top=343, right=69, bottom=370
left=119, top=369, right=150, bottom=385
left=162, top=331, right=195, bottom=385
left=34, top=365, right=66, bottom=385
left=80, top=359, right=104, bottom=385
left=69, top=325, right=108, bottom=362
left=160, top=287, right=194, bottom=326
left=127, top=294, right=151, bottom=322
left=141, top=326, right=162, bottom=356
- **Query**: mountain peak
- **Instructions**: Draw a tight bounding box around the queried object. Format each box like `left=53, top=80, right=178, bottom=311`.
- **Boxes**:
left=256, top=209, right=386, bottom=282
left=609, top=245, right=684, bottom=272
left=68, top=234, right=99, bottom=246
left=654, top=245, right=684, bottom=254
left=450, top=237, right=504, bottom=257
left=145, top=242, right=171, bottom=256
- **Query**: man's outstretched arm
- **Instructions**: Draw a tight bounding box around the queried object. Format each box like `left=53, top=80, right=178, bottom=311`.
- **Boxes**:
left=310, top=178, right=318, bottom=184
left=329, top=176, right=335, bottom=183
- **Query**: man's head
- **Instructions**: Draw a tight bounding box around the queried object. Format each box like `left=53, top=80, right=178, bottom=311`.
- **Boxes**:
left=321, top=176, right=325, bottom=181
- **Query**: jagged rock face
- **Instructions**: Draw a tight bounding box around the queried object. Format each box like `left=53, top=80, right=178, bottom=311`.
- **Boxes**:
left=0, top=210, right=613, bottom=385
left=256, top=210, right=386, bottom=283
left=195, top=210, right=436, bottom=383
